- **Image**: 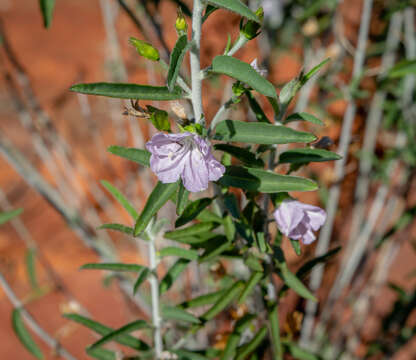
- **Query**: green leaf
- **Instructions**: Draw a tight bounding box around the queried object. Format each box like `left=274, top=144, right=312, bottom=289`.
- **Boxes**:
left=279, top=265, right=316, bottom=301
left=159, top=258, right=190, bottom=294
left=268, top=304, right=282, bottom=360
left=39, top=0, right=55, bottom=28
left=172, top=349, right=209, bottom=360
left=214, top=120, right=316, bottom=144
left=86, top=347, right=116, bottom=360
left=219, top=166, right=318, bottom=193
left=81, top=263, right=144, bottom=272
left=180, top=289, right=227, bottom=308
left=90, top=320, right=149, bottom=349
left=63, top=313, right=149, bottom=350
left=290, top=239, right=302, bottom=256
left=235, top=326, right=267, bottom=360
left=221, top=314, right=256, bottom=360
left=388, top=59, right=416, bottom=78
left=133, top=268, right=151, bottom=294
left=101, top=180, right=138, bottom=220
left=302, top=58, right=330, bottom=83
left=12, top=309, right=44, bottom=359
left=212, top=56, right=276, bottom=98
left=175, top=198, right=213, bottom=227
left=214, top=144, right=264, bottom=168
left=176, top=182, right=190, bottom=216
left=25, top=249, right=38, bottom=290
left=245, top=91, right=271, bottom=123
left=98, top=223, right=134, bottom=235
left=244, top=254, right=263, bottom=272
left=159, top=246, right=199, bottom=261
left=238, top=272, right=263, bottom=305
left=199, top=236, right=232, bottom=262
left=134, top=182, right=179, bottom=236
left=107, top=146, right=150, bottom=167
left=207, top=0, right=259, bottom=22
left=70, top=83, right=182, bottom=101
left=223, top=215, right=236, bottom=241
left=279, top=148, right=341, bottom=164
left=0, top=208, right=22, bottom=226
left=165, top=222, right=218, bottom=240
left=162, top=306, right=201, bottom=324
left=296, top=247, right=341, bottom=280
left=202, top=281, right=244, bottom=321
left=196, top=209, right=223, bottom=223
left=168, top=35, right=190, bottom=91
left=284, top=112, right=324, bottom=126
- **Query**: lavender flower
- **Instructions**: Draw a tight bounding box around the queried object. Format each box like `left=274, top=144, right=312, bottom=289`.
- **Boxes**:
left=250, top=59, right=268, bottom=77
left=146, top=132, right=225, bottom=192
left=273, top=199, right=326, bottom=244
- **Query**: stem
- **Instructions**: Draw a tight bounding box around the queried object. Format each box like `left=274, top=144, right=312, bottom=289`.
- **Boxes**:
left=190, top=0, right=204, bottom=124
left=227, top=35, right=248, bottom=56
left=147, top=229, right=163, bottom=358
left=300, top=0, right=374, bottom=348
left=208, top=98, right=234, bottom=134
left=0, top=272, right=77, bottom=360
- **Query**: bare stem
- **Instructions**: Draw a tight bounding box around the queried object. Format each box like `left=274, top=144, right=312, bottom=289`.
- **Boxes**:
left=147, top=228, right=163, bottom=358
left=0, top=272, right=77, bottom=360
left=190, top=0, right=204, bottom=124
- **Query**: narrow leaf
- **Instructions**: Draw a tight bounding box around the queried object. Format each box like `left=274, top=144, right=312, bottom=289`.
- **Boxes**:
left=219, top=166, right=318, bottom=193
left=238, top=272, right=263, bottom=305
left=283, top=341, right=319, bottom=360
left=223, top=215, right=236, bottom=241
left=284, top=112, right=324, bottom=125
left=133, top=268, right=151, bottom=294
left=199, top=236, right=232, bottom=262
left=202, top=281, right=244, bottom=321
left=70, top=83, right=183, bottom=100
left=12, top=309, right=44, bottom=359
left=90, top=320, right=149, bottom=349
left=207, top=0, right=259, bottom=22
left=214, top=120, right=316, bottom=144
left=107, top=146, right=150, bottom=167
left=134, top=181, right=179, bottom=236
left=159, top=246, right=199, bottom=261
left=81, top=263, right=144, bottom=272
left=214, top=144, right=264, bottom=168
left=279, top=266, right=316, bottom=301
left=168, top=35, right=190, bottom=91
left=0, top=208, right=22, bottom=226
left=162, top=306, right=201, bottom=324
left=39, top=0, right=55, bottom=28
left=245, top=91, right=271, bottom=123
left=279, top=148, right=341, bottom=164
left=268, top=304, right=282, bottom=360
left=388, top=59, right=416, bottom=78
left=212, top=56, right=276, bottom=98
left=25, top=249, right=38, bottom=290
left=63, top=313, right=149, bottom=350
left=176, top=182, right=190, bottom=215
left=165, top=222, right=218, bottom=240
left=171, top=349, right=209, bottom=360
left=159, top=258, right=190, bottom=294
left=101, top=180, right=138, bottom=220
left=302, top=58, right=330, bottom=83
left=235, top=326, right=267, bottom=360
left=175, top=198, right=213, bottom=227
left=196, top=209, right=223, bottom=223
left=290, top=239, right=302, bottom=256
left=98, top=223, right=134, bottom=235
left=180, top=289, right=227, bottom=308
left=86, top=347, right=116, bottom=360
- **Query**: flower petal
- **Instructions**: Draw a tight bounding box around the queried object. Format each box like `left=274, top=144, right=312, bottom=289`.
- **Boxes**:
left=273, top=200, right=305, bottom=236
left=181, top=146, right=209, bottom=192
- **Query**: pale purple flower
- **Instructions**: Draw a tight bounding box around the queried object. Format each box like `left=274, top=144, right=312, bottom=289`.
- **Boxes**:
left=146, top=132, right=225, bottom=192
left=273, top=199, right=326, bottom=244
left=250, top=59, right=268, bottom=77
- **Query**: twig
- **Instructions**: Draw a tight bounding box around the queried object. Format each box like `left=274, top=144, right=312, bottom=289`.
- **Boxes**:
left=0, top=272, right=77, bottom=360
left=300, top=0, right=374, bottom=347
left=190, top=0, right=204, bottom=124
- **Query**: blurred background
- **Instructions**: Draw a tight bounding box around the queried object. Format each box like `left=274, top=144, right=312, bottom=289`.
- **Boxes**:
left=0, top=0, right=415, bottom=359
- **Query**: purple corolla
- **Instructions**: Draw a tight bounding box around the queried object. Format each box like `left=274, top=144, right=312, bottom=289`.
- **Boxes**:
left=273, top=199, right=326, bottom=244
left=146, top=132, right=225, bottom=192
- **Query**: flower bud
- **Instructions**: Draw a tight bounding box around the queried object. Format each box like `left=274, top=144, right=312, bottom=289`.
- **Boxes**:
left=240, top=7, right=263, bottom=40
left=175, top=9, right=187, bottom=35
left=146, top=106, right=170, bottom=131
left=232, top=81, right=246, bottom=97
left=129, top=37, right=160, bottom=61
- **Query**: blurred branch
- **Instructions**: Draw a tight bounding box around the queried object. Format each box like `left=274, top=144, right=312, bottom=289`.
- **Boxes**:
left=300, top=0, right=374, bottom=347
left=0, top=272, right=77, bottom=360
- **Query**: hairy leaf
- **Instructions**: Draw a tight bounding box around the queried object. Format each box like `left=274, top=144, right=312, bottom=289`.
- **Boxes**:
left=107, top=146, right=150, bottom=167
left=207, top=0, right=259, bottom=22
left=101, top=180, right=138, bottom=220
left=279, top=148, right=341, bottom=164
left=162, top=306, right=201, bottom=324
left=175, top=198, right=213, bottom=227
left=168, top=35, right=190, bottom=91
